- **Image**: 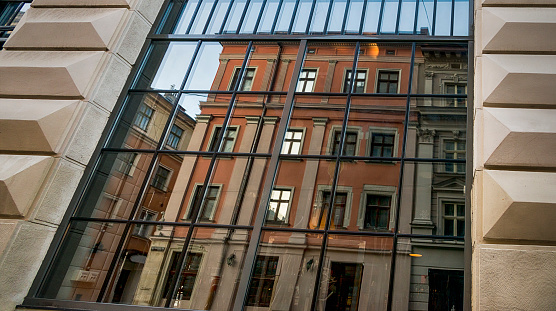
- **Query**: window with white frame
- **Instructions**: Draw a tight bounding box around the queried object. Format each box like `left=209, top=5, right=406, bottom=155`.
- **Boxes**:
left=133, top=103, right=154, bottom=131
left=230, top=67, right=256, bottom=91
left=331, top=130, right=358, bottom=156
left=132, top=208, right=157, bottom=238
left=445, top=83, right=467, bottom=107
left=267, top=188, right=293, bottom=224
left=376, top=70, right=399, bottom=93
left=281, top=129, right=304, bottom=155
left=115, top=152, right=139, bottom=176
left=370, top=133, right=395, bottom=157
left=358, top=185, right=396, bottom=231
left=444, top=140, right=465, bottom=173
left=296, top=68, right=317, bottom=92
left=208, top=125, right=239, bottom=152
left=443, top=202, right=465, bottom=237
left=343, top=69, right=367, bottom=93
left=151, top=166, right=171, bottom=190
left=186, top=184, right=222, bottom=221
left=166, top=124, right=184, bottom=149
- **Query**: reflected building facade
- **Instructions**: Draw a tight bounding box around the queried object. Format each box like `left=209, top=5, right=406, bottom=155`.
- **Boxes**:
left=22, top=1, right=470, bottom=311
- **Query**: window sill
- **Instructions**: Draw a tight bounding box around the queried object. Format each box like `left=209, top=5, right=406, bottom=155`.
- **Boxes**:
left=364, top=160, right=396, bottom=165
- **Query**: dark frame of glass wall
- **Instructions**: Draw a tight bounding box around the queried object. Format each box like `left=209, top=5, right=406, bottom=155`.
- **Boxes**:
left=24, top=0, right=474, bottom=310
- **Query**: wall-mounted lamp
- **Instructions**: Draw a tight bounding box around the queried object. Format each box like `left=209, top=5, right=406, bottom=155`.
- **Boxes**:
left=227, top=253, right=236, bottom=266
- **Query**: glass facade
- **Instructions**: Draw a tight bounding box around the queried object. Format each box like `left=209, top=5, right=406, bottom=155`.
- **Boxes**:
left=30, top=0, right=471, bottom=310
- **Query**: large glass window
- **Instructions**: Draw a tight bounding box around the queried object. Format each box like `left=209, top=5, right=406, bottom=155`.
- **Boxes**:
left=32, top=1, right=471, bottom=310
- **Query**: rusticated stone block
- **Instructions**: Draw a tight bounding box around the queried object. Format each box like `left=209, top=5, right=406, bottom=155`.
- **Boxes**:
left=0, top=51, right=104, bottom=98
left=4, top=8, right=126, bottom=49
left=477, top=244, right=556, bottom=310
left=482, top=8, right=556, bottom=53
left=483, top=170, right=556, bottom=242
left=0, top=99, right=80, bottom=153
left=0, top=155, right=53, bottom=217
left=483, top=107, right=556, bottom=168
left=481, top=54, right=556, bottom=106
left=32, top=0, right=131, bottom=7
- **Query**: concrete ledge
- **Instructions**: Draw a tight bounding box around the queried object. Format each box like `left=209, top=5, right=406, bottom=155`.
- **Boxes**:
left=483, top=107, right=556, bottom=168
left=0, top=99, right=80, bottom=153
left=0, top=51, right=104, bottom=99
left=482, top=8, right=556, bottom=53
left=481, top=54, right=556, bottom=106
left=4, top=8, right=127, bottom=50
left=483, top=170, right=556, bottom=242
left=0, top=155, right=53, bottom=217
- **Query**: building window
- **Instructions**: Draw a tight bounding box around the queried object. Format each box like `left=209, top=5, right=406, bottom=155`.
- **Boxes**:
left=363, top=194, right=391, bottom=230
left=343, top=69, right=367, bottom=93
left=230, top=67, right=256, bottom=91
left=444, top=140, right=465, bottom=173
left=267, top=188, right=292, bottom=224
left=331, top=130, right=358, bottom=156
left=115, top=152, right=138, bottom=176
left=186, top=184, right=221, bottom=221
left=281, top=129, right=304, bottom=155
left=208, top=125, right=238, bottom=152
left=296, top=68, right=317, bottom=92
left=325, top=262, right=363, bottom=311
left=322, top=191, right=348, bottom=229
left=428, top=269, right=464, bottom=311
left=166, top=124, right=184, bottom=149
left=247, top=256, right=279, bottom=307
left=443, top=202, right=465, bottom=237
left=445, top=83, right=467, bottom=107
left=376, top=70, right=399, bottom=93
left=132, top=208, right=157, bottom=238
left=370, top=133, right=395, bottom=157
left=151, top=166, right=171, bottom=191
left=163, top=252, right=203, bottom=301
left=133, top=103, right=154, bottom=131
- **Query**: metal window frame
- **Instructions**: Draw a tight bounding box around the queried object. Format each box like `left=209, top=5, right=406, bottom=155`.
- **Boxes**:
left=21, top=0, right=475, bottom=309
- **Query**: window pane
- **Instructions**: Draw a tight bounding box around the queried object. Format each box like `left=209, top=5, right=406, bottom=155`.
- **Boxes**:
left=435, top=0, right=452, bottom=35
left=398, top=0, right=416, bottom=34
left=257, top=0, right=280, bottom=33
left=327, top=0, right=347, bottom=33
left=223, top=0, right=248, bottom=33
left=239, top=0, right=263, bottom=33
left=206, top=0, right=232, bottom=34
left=416, top=0, right=434, bottom=35
left=291, top=0, right=312, bottom=33
left=248, top=231, right=323, bottom=308
left=173, top=0, right=201, bottom=34
left=392, top=238, right=464, bottom=310
left=189, top=0, right=216, bottom=34
left=380, top=0, right=399, bottom=33
left=275, top=0, right=296, bottom=32
left=309, top=0, right=330, bottom=33
left=345, top=0, right=364, bottom=33
left=362, top=0, right=381, bottom=34
left=134, top=42, right=198, bottom=90
left=453, top=0, right=469, bottom=36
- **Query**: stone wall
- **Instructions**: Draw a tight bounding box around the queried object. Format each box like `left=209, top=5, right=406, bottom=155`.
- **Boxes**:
left=0, top=0, right=165, bottom=310
left=474, top=0, right=556, bottom=309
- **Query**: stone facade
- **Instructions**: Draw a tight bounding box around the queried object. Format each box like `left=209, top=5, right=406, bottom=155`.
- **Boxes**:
left=0, top=1, right=165, bottom=310
left=473, top=0, right=556, bottom=309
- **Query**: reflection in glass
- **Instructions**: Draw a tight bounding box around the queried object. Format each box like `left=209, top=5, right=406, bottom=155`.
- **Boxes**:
left=135, top=42, right=197, bottom=90
left=398, top=0, right=416, bottom=34
left=189, top=0, right=216, bottom=34
left=38, top=221, right=128, bottom=301
left=327, top=0, right=347, bottom=33
left=362, top=0, right=381, bottom=34
left=453, top=0, right=470, bottom=36
left=435, top=0, right=452, bottom=36
left=344, top=0, right=364, bottom=33
left=380, top=0, right=399, bottom=33
left=416, top=0, right=434, bottom=35
left=310, top=0, right=330, bottom=34
left=321, top=235, right=393, bottom=311
left=223, top=0, right=248, bottom=33
left=206, top=0, right=231, bottom=34
left=393, top=238, right=464, bottom=310
left=183, top=42, right=224, bottom=91
left=258, top=0, right=280, bottom=33
left=291, top=0, right=313, bottom=33
left=275, top=0, right=296, bottom=33
left=249, top=231, right=323, bottom=310
left=173, top=0, right=200, bottom=33
left=240, top=0, right=263, bottom=33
